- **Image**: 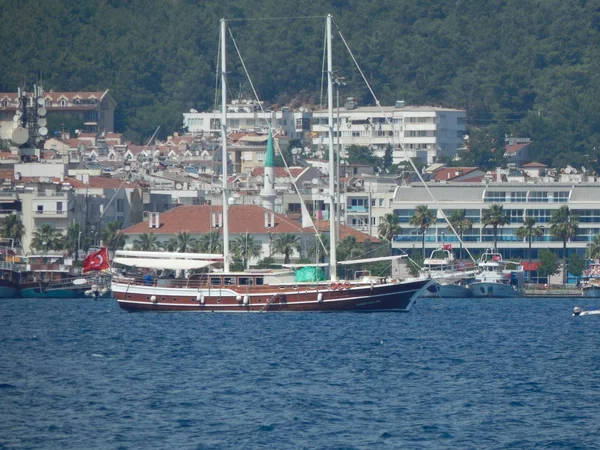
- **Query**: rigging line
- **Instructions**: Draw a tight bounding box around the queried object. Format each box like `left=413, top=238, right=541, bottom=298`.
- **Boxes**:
left=227, top=27, right=328, bottom=256
left=101, top=125, right=160, bottom=220
left=332, top=18, right=477, bottom=264
left=214, top=30, right=221, bottom=111
left=320, top=27, right=327, bottom=110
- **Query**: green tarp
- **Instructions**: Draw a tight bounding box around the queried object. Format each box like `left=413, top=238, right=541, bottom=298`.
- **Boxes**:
left=295, top=266, right=326, bottom=282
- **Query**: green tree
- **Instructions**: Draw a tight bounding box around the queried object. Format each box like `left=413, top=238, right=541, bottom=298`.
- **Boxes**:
left=378, top=213, right=402, bottom=255
left=515, top=216, right=544, bottom=282
left=410, top=205, right=436, bottom=258
left=549, top=205, right=579, bottom=284
left=406, top=249, right=425, bottom=278
left=168, top=231, right=196, bottom=253
left=537, top=248, right=560, bottom=282
left=231, top=232, right=262, bottom=269
left=31, top=224, right=63, bottom=253
left=0, top=213, right=25, bottom=244
left=133, top=232, right=161, bottom=251
left=272, top=233, right=302, bottom=264
left=482, top=204, right=510, bottom=252
left=197, top=231, right=223, bottom=254
left=255, top=256, right=276, bottom=268
left=63, top=222, right=87, bottom=260
left=446, top=209, right=473, bottom=260
left=307, top=233, right=329, bottom=264
left=585, top=234, right=600, bottom=261
left=568, top=253, right=586, bottom=285
left=100, top=220, right=127, bottom=253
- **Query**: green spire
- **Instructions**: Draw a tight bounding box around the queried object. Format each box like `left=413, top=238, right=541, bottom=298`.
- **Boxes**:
left=265, top=132, right=275, bottom=168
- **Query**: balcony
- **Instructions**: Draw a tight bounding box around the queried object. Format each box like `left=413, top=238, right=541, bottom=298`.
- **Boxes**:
left=33, top=210, right=68, bottom=218
left=346, top=205, right=369, bottom=214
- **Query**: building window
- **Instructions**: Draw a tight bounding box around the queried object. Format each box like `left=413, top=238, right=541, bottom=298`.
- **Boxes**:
left=56, top=202, right=63, bottom=213
left=37, top=205, right=43, bottom=214
left=509, top=192, right=527, bottom=202
left=257, top=152, right=265, bottom=162
left=59, top=99, right=67, bottom=107
left=484, top=191, right=506, bottom=202
left=117, top=199, right=124, bottom=213
left=529, top=191, right=548, bottom=202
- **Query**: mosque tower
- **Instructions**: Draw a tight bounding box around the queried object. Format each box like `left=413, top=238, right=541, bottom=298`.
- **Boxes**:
left=260, top=131, right=277, bottom=210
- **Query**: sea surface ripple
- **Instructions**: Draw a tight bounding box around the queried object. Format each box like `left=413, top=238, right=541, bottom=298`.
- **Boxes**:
left=1, top=297, right=599, bottom=449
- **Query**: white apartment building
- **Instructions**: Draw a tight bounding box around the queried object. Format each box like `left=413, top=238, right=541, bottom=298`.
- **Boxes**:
left=389, top=181, right=600, bottom=282
left=183, top=100, right=311, bottom=140
left=311, top=100, right=466, bottom=164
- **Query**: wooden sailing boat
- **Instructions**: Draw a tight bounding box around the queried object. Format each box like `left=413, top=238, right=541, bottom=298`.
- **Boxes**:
left=110, top=15, right=433, bottom=312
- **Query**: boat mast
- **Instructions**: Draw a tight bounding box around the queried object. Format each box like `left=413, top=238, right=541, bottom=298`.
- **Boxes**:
left=221, top=18, right=230, bottom=272
left=327, top=14, right=337, bottom=281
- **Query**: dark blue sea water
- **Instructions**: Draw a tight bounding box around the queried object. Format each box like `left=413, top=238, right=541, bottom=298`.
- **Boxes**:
left=1, top=297, right=599, bottom=450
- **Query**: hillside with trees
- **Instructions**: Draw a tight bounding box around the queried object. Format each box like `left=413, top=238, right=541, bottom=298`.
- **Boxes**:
left=1, top=0, right=599, bottom=168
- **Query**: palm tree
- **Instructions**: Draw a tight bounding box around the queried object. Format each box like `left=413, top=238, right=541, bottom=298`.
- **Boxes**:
left=62, top=222, right=88, bottom=260
left=168, top=231, right=196, bottom=253
left=197, top=230, right=223, bottom=254
left=31, top=224, right=63, bottom=253
left=586, top=234, right=600, bottom=262
left=133, top=232, right=161, bottom=251
left=0, top=213, right=25, bottom=245
left=272, top=233, right=302, bottom=264
left=100, top=220, right=127, bottom=253
left=377, top=213, right=402, bottom=255
left=446, top=209, right=473, bottom=261
left=410, top=205, right=436, bottom=257
left=307, top=233, right=329, bottom=264
left=231, top=232, right=262, bottom=269
left=482, top=204, right=510, bottom=252
left=515, top=216, right=544, bottom=282
left=336, top=236, right=364, bottom=261
left=549, top=205, right=579, bottom=284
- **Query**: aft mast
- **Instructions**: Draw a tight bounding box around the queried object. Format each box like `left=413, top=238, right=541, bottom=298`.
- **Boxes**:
left=326, top=14, right=338, bottom=281
left=220, top=18, right=230, bottom=272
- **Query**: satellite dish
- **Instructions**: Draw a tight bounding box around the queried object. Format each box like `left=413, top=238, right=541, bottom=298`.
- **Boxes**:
left=291, top=148, right=299, bottom=155
left=37, top=107, right=47, bottom=117
left=38, top=126, right=48, bottom=136
left=312, top=178, right=319, bottom=185
left=37, top=98, right=45, bottom=106
left=38, top=118, right=47, bottom=127
left=175, top=183, right=183, bottom=190
left=11, top=127, right=29, bottom=145
left=463, top=134, right=469, bottom=140
left=13, top=114, right=20, bottom=122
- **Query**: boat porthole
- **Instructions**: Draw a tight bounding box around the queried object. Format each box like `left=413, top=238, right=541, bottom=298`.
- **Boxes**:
left=146, top=296, right=150, bottom=300
left=162, top=297, right=165, bottom=301
left=217, top=299, right=221, bottom=303
left=127, top=295, right=131, bottom=298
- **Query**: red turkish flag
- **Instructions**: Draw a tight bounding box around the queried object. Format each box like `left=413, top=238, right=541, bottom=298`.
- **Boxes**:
left=82, top=247, right=110, bottom=273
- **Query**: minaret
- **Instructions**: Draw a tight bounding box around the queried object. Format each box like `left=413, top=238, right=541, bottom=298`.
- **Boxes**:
left=260, top=131, right=277, bottom=210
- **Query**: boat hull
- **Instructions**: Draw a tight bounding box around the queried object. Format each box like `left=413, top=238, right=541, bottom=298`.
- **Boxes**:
left=422, top=282, right=472, bottom=298
left=582, top=285, right=600, bottom=298
left=112, top=278, right=432, bottom=312
left=0, top=282, right=19, bottom=298
left=468, top=282, right=522, bottom=298
left=19, top=286, right=88, bottom=298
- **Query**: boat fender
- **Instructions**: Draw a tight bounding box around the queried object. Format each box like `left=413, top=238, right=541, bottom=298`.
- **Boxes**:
left=370, top=281, right=375, bottom=291
left=330, top=282, right=337, bottom=290
left=236, top=295, right=242, bottom=302
left=317, top=292, right=323, bottom=302
left=196, top=293, right=201, bottom=301
left=343, top=281, right=351, bottom=289
left=150, top=295, right=157, bottom=303
left=243, top=295, right=249, bottom=305
left=84, top=290, right=92, bottom=296
left=92, top=284, right=98, bottom=291
left=101, top=288, right=109, bottom=295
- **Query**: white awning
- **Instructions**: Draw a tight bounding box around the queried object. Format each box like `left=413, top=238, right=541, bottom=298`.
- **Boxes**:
left=116, top=250, right=223, bottom=260
left=338, top=255, right=406, bottom=265
left=113, top=257, right=215, bottom=270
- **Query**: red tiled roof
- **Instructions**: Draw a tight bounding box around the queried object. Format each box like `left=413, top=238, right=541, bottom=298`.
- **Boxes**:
left=122, top=205, right=309, bottom=235
left=432, top=167, right=477, bottom=181
left=522, top=161, right=547, bottom=168
left=505, top=142, right=530, bottom=155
